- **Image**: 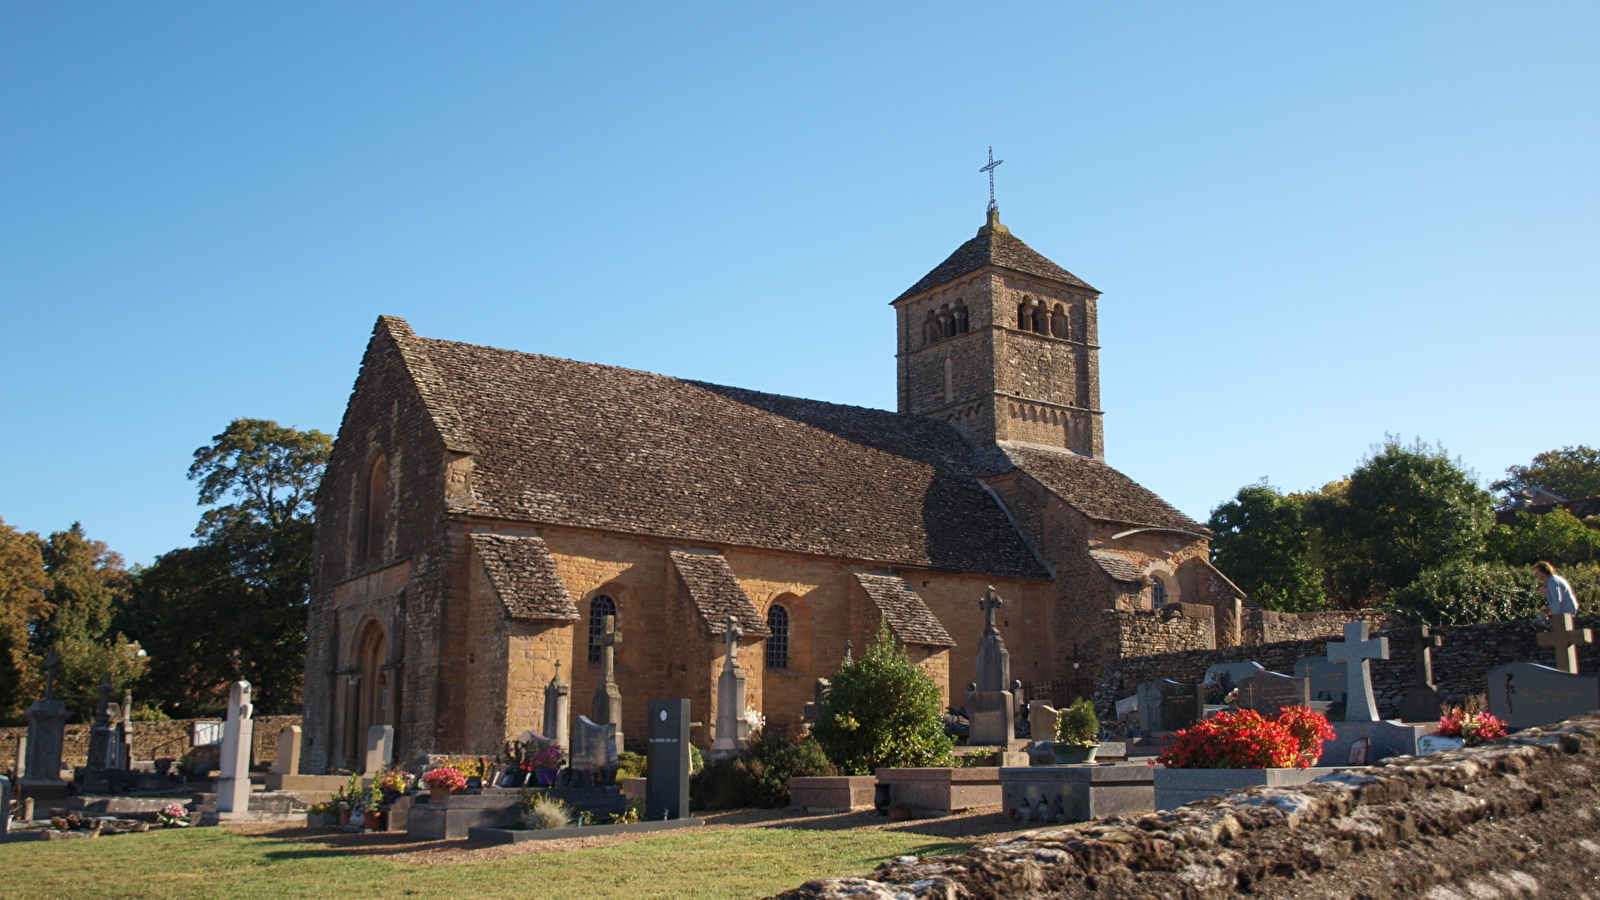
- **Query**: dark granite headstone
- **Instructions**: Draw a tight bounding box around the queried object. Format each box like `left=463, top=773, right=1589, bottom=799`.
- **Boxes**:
left=570, top=715, right=618, bottom=787
left=1203, top=661, right=1265, bottom=689
left=1136, top=680, right=1204, bottom=733
left=646, top=699, right=691, bottom=821
left=1294, top=656, right=1347, bottom=703
left=1235, top=671, right=1310, bottom=717
left=1487, top=662, right=1600, bottom=729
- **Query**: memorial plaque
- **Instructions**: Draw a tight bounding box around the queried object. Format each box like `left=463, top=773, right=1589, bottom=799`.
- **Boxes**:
left=646, top=699, right=691, bottom=821
left=1235, top=671, right=1310, bottom=716
left=1136, top=680, right=1204, bottom=733
left=1294, top=656, right=1347, bottom=703
left=1418, top=734, right=1466, bottom=755
left=1486, top=662, right=1600, bottom=729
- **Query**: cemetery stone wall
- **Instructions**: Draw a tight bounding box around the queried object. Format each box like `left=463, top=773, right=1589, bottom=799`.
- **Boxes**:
left=1244, top=607, right=1399, bottom=645
left=1102, top=604, right=1215, bottom=658
left=0, top=715, right=301, bottom=773
left=1094, top=616, right=1600, bottom=722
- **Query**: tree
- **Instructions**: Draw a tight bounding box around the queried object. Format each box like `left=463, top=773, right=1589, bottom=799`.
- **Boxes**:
left=1308, top=438, right=1494, bottom=607
left=1383, top=562, right=1545, bottom=626
left=1492, top=445, right=1600, bottom=504
left=0, top=519, right=49, bottom=722
left=812, top=621, right=953, bottom=775
left=126, top=419, right=331, bottom=716
left=36, top=524, right=145, bottom=722
left=1207, top=482, right=1326, bottom=612
left=1484, top=509, right=1600, bottom=569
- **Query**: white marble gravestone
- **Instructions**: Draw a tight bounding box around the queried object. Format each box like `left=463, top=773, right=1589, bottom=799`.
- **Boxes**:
left=216, top=681, right=254, bottom=815
left=542, top=660, right=570, bottom=752
left=712, top=617, right=749, bottom=755
left=273, top=725, right=302, bottom=776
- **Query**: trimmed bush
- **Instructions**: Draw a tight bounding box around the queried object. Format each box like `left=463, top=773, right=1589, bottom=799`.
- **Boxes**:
left=690, top=732, right=836, bottom=810
left=812, top=621, right=953, bottom=775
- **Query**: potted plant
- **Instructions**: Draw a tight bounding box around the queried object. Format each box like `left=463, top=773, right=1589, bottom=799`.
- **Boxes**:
left=373, top=766, right=409, bottom=805
left=887, top=800, right=917, bottom=822
left=529, top=745, right=565, bottom=787
left=423, top=766, right=467, bottom=803
left=1052, top=698, right=1101, bottom=764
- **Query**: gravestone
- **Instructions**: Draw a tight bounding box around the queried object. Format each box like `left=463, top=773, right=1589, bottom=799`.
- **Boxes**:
left=1030, top=704, right=1060, bottom=744
left=1418, top=734, right=1466, bottom=754
left=711, top=617, right=749, bottom=755
left=1398, top=624, right=1445, bottom=722
left=0, top=774, right=9, bottom=834
left=1538, top=614, right=1594, bottom=674
left=215, top=681, right=254, bottom=815
left=12, top=736, right=25, bottom=780
left=274, top=725, right=302, bottom=776
left=966, top=587, right=1018, bottom=746
left=974, top=587, right=1010, bottom=692
left=802, top=676, right=829, bottom=733
left=1114, top=695, right=1139, bottom=723
left=1327, top=621, right=1390, bottom=722
left=591, top=614, right=624, bottom=749
left=570, top=715, right=618, bottom=787
left=364, top=724, right=394, bottom=774
left=1294, top=656, right=1347, bottom=705
left=1235, top=671, right=1310, bottom=716
left=23, top=651, right=70, bottom=787
left=86, top=676, right=117, bottom=785
left=542, top=660, right=571, bottom=751
left=966, top=690, right=1016, bottom=745
left=646, top=699, right=691, bottom=820
left=1202, top=662, right=1265, bottom=701
left=1136, top=680, right=1204, bottom=733
left=118, top=690, right=135, bottom=769
left=1486, top=662, right=1600, bottom=729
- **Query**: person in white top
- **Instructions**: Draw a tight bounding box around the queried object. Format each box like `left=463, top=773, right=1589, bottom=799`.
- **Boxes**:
left=1536, top=561, right=1579, bottom=617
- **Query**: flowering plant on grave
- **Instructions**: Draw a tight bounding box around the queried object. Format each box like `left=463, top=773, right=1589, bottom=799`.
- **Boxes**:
left=157, top=803, right=191, bottom=827
left=529, top=745, right=565, bottom=770
left=1224, top=688, right=1240, bottom=706
left=1157, top=706, right=1335, bottom=769
left=744, top=707, right=766, bottom=733
left=373, top=766, right=409, bottom=794
left=422, top=766, right=468, bottom=792
left=1434, top=710, right=1507, bottom=747
left=1203, top=671, right=1236, bottom=704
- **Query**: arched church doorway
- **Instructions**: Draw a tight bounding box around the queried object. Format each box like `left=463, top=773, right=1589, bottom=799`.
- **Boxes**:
left=348, top=620, right=390, bottom=772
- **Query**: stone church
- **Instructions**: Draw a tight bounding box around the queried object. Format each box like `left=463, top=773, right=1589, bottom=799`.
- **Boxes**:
left=300, top=208, right=1245, bottom=772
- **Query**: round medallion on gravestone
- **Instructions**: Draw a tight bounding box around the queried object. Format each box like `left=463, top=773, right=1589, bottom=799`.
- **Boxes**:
left=659, top=710, right=667, bottom=721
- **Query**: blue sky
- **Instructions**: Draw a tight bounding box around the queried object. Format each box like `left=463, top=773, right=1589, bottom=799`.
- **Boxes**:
left=2, top=3, right=1596, bottom=566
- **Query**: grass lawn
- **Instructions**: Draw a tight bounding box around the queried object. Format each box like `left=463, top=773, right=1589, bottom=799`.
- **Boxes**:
left=0, top=824, right=973, bottom=900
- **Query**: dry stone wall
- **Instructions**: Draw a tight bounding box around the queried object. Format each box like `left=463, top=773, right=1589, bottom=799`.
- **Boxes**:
left=1094, top=615, right=1600, bottom=720
left=1102, top=605, right=1215, bottom=658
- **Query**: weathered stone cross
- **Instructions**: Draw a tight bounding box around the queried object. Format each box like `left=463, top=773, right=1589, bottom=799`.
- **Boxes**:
left=1538, top=613, right=1593, bottom=674
left=1412, top=624, right=1442, bottom=688
left=598, top=615, right=622, bottom=672
left=1327, top=621, right=1390, bottom=722
left=979, top=586, right=1004, bottom=634
left=721, top=616, right=742, bottom=672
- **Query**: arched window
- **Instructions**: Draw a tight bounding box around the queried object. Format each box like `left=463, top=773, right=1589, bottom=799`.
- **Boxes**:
left=1051, top=304, right=1069, bottom=339
left=1150, top=577, right=1168, bottom=608
left=953, top=306, right=969, bottom=334
left=766, top=604, right=789, bottom=669
left=1032, top=305, right=1049, bottom=335
left=1017, top=303, right=1031, bottom=330
left=362, top=454, right=390, bottom=564
left=588, top=595, right=617, bottom=664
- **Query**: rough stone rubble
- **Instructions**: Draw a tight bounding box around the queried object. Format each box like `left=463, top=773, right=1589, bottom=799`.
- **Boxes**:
left=768, top=715, right=1600, bottom=900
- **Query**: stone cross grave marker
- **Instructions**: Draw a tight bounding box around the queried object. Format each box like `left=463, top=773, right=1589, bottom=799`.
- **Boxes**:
left=592, top=614, right=623, bottom=737
left=1487, top=661, right=1600, bottom=729
left=713, top=616, right=748, bottom=753
left=274, top=725, right=302, bottom=776
left=1398, top=624, right=1445, bottom=722
left=646, top=699, right=691, bottom=821
left=543, top=659, right=571, bottom=751
left=975, top=586, right=1009, bottom=693
left=364, top=724, right=394, bottom=774
left=1327, top=622, right=1390, bottom=722
left=1137, top=680, right=1204, bottom=734
left=216, top=681, right=254, bottom=815
left=24, top=651, right=69, bottom=785
left=1235, top=671, right=1311, bottom=717
left=1538, top=613, right=1593, bottom=675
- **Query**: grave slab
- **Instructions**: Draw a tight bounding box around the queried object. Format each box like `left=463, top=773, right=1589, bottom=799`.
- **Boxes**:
left=1000, top=764, right=1154, bottom=823
left=1154, top=766, right=1349, bottom=810
left=469, top=817, right=703, bottom=844
left=1322, top=720, right=1430, bottom=765
left=876, top=767, right=1001, bottom=813
left=788, top=775, right=877, bottom=811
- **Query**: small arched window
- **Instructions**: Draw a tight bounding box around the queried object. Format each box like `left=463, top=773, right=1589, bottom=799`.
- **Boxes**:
left=1032, top=305, right=1049, bottom=335
left=588, top=595, right=617, bottom=664
left=953, top=306, right=969, bottom=334
left=766, top=604, right=790, bottom=669
left=1150, top=577, right=1168, bottom=608
left=1017, top=303, right=1031, bottom=330
left=362, top=454, right=390, bottom=564
left=1051, top=304, right=1069, bottom=339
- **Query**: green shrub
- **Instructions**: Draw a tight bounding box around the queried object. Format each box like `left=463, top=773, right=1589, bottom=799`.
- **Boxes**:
left=1056, top=698, right=1099, bottom=746
left=614, top=751, right=647, bottom=784
left=689, top=733, right=836, bottom=810
left=812, top=620, right=953, bottom=775
left=1384, top=561, right=1543, bottom=625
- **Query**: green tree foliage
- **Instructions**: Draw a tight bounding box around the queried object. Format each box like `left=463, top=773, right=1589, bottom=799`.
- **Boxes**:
left=1308, top=438, right=1494, bottom=607
left=1383, top=561, right=1545, bottom=626
left=1491, top=445, right=1600, bottom=504
left=36, top=524, right=146, bottom=722
left=124, top=419, right=331, bottom=716
left=0, top=518, right=50, bottom=722
left=812, top=621, right=953, bottom=775
left=1207, top=483, right=1326, bottom=612
left=1484, top=509, right=1600, bottom=568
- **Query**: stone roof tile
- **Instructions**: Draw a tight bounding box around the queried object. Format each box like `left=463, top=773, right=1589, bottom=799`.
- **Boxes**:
left=854, top=573, right=956, bottom=647
left=469, top=533, right=580, bottom=620
left=1003, top=445, right=1212, bottom=536
left=1088, top=549, right=1145, bottom=584
left=895, top=220, right=1095, bottom=301
left=670, top=550, right=771, bottom=638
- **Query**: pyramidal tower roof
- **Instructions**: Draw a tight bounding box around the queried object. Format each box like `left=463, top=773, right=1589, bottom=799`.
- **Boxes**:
left=894, top=208, right=1096, bottom=302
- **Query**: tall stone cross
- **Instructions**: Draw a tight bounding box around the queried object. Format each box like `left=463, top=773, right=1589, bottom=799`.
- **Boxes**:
left=979, top=147, right=1004, bottom=212
left=591, top=615, right=623, bottom=728
left=974, top=586, right=1010, bottom=694
left=721, top=616, right=743, bottom=672
left=1538, top=613, right=1593, bottom=674
left=979, top=586, right=1004, bottom=634
left=43, top=650, right=58, bottom=701
left=1327, top=621, right=1390, bottom=722
left=1412, top=624, right=1442, bottom=688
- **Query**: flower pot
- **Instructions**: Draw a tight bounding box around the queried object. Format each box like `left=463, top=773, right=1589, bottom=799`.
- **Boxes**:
left=429, top=787, right=452, bottom=804
left=339, top=809, right=352, bottom=826
left=1052, top=743, right=1098, bottom=765
left=365, top=810, right=387, bottom=831
left=536, top=768, right=560, bottom=787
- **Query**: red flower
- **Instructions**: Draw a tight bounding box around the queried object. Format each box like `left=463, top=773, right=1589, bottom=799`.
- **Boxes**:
left=1157, top=706, right=1334, bottom=769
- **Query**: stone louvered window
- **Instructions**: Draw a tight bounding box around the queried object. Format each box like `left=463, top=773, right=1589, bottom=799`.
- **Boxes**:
left=588, top=594, right=616, bottom=664
left=765, top=604, right=789, bottom=669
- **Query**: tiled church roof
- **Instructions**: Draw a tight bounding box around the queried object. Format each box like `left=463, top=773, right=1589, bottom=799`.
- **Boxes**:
left=895, top=217, right=1096, bottom=301
left=669, top=550, right=771, bottom=638
left=403, top=324, right=1050, bottom=579
left=469, top=533, right=580, bottom=620
left=1002, top=445, right=1212, bottom=536
left=853, top=573, right=956, bottom=647
left=1088, top=549, right=1146, bottom=584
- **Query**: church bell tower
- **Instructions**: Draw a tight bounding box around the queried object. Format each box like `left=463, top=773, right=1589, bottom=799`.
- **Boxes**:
left=892, top=207, right=1104, bottom=458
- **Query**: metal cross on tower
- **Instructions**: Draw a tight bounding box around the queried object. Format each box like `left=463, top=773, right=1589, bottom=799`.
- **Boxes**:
left=979, top=147, right=1004, bottom=212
